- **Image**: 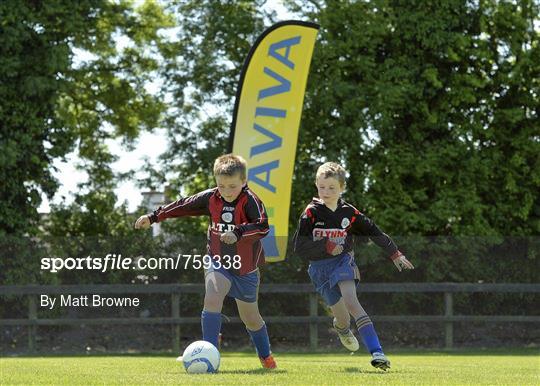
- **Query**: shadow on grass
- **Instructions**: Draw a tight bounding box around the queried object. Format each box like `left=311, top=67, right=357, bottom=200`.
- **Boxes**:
left=0, top=352, right=175, bottom=358
left=218, top=369, right=287, bottom=375
left=344, top=367, right=392, bottom=374
left=158, top=369, right=287, bottom=376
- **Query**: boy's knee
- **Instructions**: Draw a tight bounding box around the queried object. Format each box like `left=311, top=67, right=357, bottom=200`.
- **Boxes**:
left=241, top=312, right=264, bottom=330
left=341, top=294, right=360, bottom=310
left=204, top=293, right=225, bottom=311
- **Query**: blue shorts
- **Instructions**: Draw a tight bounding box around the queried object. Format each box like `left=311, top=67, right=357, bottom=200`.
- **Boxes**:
left=205, top=260, right=260, bottom=303
left=308, top=253, right=361, bottom=307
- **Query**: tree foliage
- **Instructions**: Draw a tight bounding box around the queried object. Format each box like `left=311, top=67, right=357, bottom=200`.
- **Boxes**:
left=0, top=0, right=171, bottom=238
left=140, top=0, right=539, bottom=289
left=140, top=0, right=273, bottom=193
left=282, top=0, right=539, bottom=288
left=289, top=0, right=539, bottom=238
left=1, top=0, right=538, bottom=295
left=0, top=0, right=171, bottom=286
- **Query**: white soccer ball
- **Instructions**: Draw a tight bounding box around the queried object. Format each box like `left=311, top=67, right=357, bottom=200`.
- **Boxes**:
left=180, top=340, right=220, bottom=374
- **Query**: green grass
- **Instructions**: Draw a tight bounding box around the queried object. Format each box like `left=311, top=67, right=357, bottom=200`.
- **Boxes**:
left=1, top=350, right=538, bottom=385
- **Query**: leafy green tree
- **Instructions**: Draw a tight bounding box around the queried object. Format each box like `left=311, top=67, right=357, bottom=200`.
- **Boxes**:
left=0, top=0, right=172, bottom=285
left=140, top=0, right=273, bottom=193
left=289, top=0, right=539, bottom=238
left=134, top=0, right=538, bottom=290
left=2, top=0, right=537, bottom=295
left=136, top=0, right=275, bottom=239
left=0, top=0, right=171, bottom=236
left=1, top=0, right=81, bottom=235
left=286, top=0, right=539, bottom=289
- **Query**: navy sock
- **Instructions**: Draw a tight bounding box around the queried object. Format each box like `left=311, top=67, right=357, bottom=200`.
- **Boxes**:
left=201, top=310, right=221, bottom=348
left=247, top=323, right=271, bottom=359
left=356, top=315, right=383, bottom=354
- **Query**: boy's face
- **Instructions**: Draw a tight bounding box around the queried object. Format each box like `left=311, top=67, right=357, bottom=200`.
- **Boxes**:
left=216, top=173, right=246, bottom=202
left=315, top=176, right=343, bottom=206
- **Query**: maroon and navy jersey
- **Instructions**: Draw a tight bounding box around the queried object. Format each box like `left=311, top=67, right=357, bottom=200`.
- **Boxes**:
left=293, top=198, right=399, bottom=261
left=149, top=186, right=269, bottom=275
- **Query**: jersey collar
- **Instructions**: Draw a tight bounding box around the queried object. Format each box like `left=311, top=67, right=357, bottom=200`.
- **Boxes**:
left=311, top=197, right=344, bottom=212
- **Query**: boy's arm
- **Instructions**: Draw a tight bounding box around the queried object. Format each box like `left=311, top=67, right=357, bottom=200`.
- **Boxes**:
left=349, top=210, right=414, bottom=271
left=149, top=189, right=212, bottom=224
left=349, top=211, right=399, bottom=257
left=232, top=193, right=270, bottom=241
left=293, top=209, right=333, bottom=259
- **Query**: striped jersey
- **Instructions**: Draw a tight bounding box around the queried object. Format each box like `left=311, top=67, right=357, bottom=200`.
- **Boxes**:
left=293, top=198, right=400, bottom=261
left=149, top=185, right=269, bottom=275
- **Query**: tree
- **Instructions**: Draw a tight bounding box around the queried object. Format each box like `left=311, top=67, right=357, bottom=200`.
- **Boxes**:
left=0, top=0, right=171, bottom=236
left=140, top=0, right=273, bottom=194
left=0, top=0, right=172, bottom=285
left=286, top=0, right=539, bottom=287
left=288, top=0, right=539, bottom=238
left=134, top=0, right=537, bottom=287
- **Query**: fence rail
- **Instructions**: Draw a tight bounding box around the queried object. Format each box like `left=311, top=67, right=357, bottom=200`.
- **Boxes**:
left=1, top=283, right=539, bottom=352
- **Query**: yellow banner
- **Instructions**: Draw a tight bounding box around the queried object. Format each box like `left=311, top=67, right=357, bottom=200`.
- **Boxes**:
left=230, top=21, right=319, bottom=261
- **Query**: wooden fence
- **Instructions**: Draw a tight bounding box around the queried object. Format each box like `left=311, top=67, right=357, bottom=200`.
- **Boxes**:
left=1, top=283, right=539, bottom=352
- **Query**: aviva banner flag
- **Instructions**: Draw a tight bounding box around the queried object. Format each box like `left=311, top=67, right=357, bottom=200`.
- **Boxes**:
left=230, top=21, right=319, bottom=261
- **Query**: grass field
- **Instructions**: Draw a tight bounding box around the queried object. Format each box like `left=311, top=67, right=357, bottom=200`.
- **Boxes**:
left=1, top=349, right=538, bottom=385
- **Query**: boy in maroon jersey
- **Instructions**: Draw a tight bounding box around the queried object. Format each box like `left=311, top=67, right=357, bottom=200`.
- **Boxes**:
left=294, top=162, right=413, bottom=371
left=135, top=154, right=276, bottom=369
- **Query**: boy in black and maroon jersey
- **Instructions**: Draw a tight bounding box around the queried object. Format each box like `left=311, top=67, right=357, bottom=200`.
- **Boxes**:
left=135, top=154, right=276, bottom=369
left=293, top=162, right=414, bottom=371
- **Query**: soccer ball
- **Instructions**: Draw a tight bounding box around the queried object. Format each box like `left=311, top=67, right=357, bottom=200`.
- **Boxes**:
left=180, top=340, right=220, bottom=374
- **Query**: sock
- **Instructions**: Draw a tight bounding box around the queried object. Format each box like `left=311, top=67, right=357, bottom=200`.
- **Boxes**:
left=201, top=310, right=221, bottom=348
left=247, top=323, right=271, bottom=359
left=356, top=315, right=383, bottom=354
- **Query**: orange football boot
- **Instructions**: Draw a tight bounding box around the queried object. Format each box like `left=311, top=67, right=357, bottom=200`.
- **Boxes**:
left=259, top=354, right=277, bottom=369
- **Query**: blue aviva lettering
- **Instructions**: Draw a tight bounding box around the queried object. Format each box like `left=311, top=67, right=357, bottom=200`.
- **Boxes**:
left=247, top=35, right=301, bottom=194
left=244, top=35, right=302, bottom=257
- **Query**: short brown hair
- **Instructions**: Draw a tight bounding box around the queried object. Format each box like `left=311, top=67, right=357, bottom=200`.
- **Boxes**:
left=213, top=154, right=247, bottom=180
left=316, top=162, right=347, bottom=188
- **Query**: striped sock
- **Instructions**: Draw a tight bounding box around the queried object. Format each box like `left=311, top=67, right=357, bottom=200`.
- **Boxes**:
left=355, top=315, right=373, bottom=330
left=356, top=315, right=383, bottom=354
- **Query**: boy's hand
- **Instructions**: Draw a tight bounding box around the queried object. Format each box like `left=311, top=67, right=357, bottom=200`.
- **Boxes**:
left=134, top=215, right=151, bottom=229
left=220, top=231, right=238, bottom=244
left=390, top=251, right=414, bottom=272
left=330, top=244, right=344, bottom=256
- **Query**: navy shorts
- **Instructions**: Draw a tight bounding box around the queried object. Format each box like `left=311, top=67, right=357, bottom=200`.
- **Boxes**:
left=308, top=253, right=361, bottom=307
left=205, top=259, right=260, bottom=303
